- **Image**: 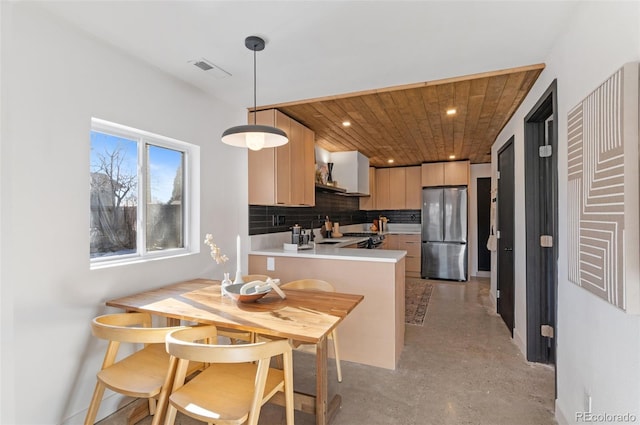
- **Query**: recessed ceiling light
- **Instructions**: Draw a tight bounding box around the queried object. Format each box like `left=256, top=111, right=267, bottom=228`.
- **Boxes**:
left=342, top=121, right=351, bottom=127
left=388, top=159, right=394, bottom=164
left=449, top=155, right=456, bottom=159
left=446, top=108, right=457, bottom=115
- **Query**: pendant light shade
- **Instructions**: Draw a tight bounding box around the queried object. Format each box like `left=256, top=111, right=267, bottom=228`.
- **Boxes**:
left=221, top=124, right=288, bottom=151
left=221, top=36, right=288, bottom=150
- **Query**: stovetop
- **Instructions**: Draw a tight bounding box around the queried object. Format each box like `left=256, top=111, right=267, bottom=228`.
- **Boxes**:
left=342, top=232, right=380, bottom=237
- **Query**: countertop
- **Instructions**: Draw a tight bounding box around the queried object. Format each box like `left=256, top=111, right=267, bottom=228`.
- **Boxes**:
left=249, top=242, right=406, bottom=263
left=381, top=230, right=421, bottom=235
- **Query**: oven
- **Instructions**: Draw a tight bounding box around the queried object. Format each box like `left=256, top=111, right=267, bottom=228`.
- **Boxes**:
left=342, top=232, right=385, bottom=249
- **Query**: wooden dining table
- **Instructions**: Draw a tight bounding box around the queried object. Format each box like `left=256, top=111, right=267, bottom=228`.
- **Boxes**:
left=106, top=278, right=363, bottom=425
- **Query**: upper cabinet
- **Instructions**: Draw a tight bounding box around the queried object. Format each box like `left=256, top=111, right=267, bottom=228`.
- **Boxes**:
left=405, top=166, right=422, bottom=209
left=372, top=166, right=421, bottom=210
left=360, top=167, right=377, bottom=210
left=248, top=109, right=315, bottom=206
left=421, top=160, right=470, bottom=187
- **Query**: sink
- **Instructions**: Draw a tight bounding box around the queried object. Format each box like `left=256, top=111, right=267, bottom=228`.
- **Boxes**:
left=316, top=240, right=342, bottom=245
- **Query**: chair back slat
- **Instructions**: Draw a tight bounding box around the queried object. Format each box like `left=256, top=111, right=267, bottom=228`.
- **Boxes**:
left=282, top=279, right=335, bottom=292
left=91, top=313, right=186, bottom=343
left=166, top=326, right=292, bottom=364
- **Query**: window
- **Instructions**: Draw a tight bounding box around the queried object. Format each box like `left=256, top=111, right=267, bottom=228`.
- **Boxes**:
left=90, top=118, right=199, bottom=267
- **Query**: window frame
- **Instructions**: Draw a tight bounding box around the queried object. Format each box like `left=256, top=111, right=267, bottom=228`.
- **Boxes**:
left=90, top=117, right=200, bottom=269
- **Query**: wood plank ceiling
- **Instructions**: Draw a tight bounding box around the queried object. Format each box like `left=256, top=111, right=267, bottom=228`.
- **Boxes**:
left=260, top=64, right=544, bottom=167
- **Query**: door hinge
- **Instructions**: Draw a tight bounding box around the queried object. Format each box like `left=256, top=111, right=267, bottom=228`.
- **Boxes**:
left=496, top=171, right=501, bottom=179
left=540, top=235, right=553, bottom=247
left=496, top=289, right=500, bottom=298
left=539, top=145, right=553, bottom=158
left=496, top=230, right=501, bottom=239
left=541, top=324, right=554, bottom=338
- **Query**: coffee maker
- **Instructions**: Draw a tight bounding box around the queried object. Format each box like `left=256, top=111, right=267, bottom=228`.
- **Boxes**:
left=291, top=224, right=302, bottom=245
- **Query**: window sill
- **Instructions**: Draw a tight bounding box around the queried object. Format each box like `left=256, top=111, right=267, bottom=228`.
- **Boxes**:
left=90, top=249, right=197, bottom=270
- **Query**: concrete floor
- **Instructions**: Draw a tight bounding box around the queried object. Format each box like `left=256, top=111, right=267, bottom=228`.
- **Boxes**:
left=98, top=277, right=557, bottom=425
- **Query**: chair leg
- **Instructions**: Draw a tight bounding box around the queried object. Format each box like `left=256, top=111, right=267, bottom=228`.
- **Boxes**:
left=84, top=381, right=106, bottom=425
left=331, top=330, right=342, bottom=383
left=163, top=405, right=178, bottom=425
left=283, top=351, right=295, bottom=425
left=148, top=398, right=156, bottom=415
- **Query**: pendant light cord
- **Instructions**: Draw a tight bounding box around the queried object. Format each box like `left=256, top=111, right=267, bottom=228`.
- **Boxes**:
left=253, top=47, right=257, bottom=125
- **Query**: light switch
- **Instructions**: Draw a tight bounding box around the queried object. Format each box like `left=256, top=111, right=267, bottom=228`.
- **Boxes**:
left=267, top=257, right=275, bottom=271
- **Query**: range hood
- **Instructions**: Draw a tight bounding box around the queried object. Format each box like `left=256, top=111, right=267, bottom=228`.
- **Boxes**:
left=330, top=151, right=370, bottom=196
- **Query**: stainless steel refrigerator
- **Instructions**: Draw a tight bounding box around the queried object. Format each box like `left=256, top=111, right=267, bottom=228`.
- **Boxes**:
left=421, top=186, right=468, bottom=281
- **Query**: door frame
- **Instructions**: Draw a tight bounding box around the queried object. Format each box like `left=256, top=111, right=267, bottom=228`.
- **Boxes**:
left=524, top=80, right=558, bottom=367
left=497, top=137, right=515, bottom=336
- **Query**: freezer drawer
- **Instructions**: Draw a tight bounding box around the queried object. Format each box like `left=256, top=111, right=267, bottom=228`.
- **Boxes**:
left=421, top=242, right=467, bottom=281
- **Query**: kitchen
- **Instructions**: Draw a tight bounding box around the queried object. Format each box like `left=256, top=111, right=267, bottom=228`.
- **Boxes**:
left=2, top=2, right=639, bottom=425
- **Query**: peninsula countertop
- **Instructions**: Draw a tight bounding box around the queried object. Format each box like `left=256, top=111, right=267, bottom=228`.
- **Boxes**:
left=249, top=244, right=407, bottom=263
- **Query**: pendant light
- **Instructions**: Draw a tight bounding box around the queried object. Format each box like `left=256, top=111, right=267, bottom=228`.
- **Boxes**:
left=221, top=36, right=288, bottom=151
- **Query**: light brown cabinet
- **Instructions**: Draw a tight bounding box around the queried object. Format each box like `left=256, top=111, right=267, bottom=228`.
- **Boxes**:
left=388, top=168, right=406, bottom=210
left=360, top=167, right=377, bottom=210
left=405, top=166, right=422, bottom=209
left=375, top=168, right=391, bottom=210
left=397, top=234, right=421, bottom=277
left=374, top=166, right=421, bottom=210
left=421, top=160, right=469, bottom=187
left=382, top=233, right=421, bottom=277
left=248, top=109, right=315, bottom=206
left=383, top=234, right=399, bottom=250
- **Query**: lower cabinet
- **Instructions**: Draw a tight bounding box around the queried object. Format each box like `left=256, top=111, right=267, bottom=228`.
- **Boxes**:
left=383, top=233, right=421, bottom=277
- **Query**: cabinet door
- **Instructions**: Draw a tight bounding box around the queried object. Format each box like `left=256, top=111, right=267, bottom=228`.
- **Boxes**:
left=302, top=126, right=316, bottom=206
left=360, top=167, right=376, bottom=210
left=376, top=168, right=391, bottom=210
left=405, top=166, right=422, bottom=209
left=444, top=160, right=469, bottom=186
left=389, top=168, right=406, bottom=209
left=421, top=162, right=444, bottom=187
left=274, top=111, right=291, bottom=205
left=289, top=119, right=305, bottom=205
left=384, top=234, right=399, bottom=250
left=399, top=234, right=421, bottom=276
left=248, top=110, right=277, bottom=205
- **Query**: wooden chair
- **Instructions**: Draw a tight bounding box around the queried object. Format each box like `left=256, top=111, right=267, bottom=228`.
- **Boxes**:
left=84, top=312, right=190, bottom=425
left=281, top=279, right=343, bottom=382
left=163, top=325, right=294, bottom=425
left=216, top=274, right=272, bottom=344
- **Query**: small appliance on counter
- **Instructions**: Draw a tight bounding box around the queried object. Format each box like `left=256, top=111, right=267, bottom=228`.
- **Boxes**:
left=291, top=224, right=301, bottom=244
left=290, top=224, right=314, bottom=250
left=332, top=222, right=343, bottom=238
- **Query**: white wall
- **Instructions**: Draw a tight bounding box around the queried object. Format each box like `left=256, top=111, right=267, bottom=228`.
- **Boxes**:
left=491, top=2, right=640, bottom=423
left=469, top=163, right=491, bottom=278
left=0, top=3, right=249, bottom=424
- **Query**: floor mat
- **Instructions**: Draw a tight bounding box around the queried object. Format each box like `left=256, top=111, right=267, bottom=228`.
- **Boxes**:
left=405, top=278, right=433, bottom=326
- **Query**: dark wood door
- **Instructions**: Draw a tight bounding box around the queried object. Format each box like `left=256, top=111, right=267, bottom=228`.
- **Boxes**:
left=477, top=177, right=491, bottom=272
left=497, top=139, right=515, bottom=335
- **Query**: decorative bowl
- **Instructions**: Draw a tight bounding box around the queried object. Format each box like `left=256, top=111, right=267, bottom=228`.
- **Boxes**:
left=224, top=283, right=271, bottom=303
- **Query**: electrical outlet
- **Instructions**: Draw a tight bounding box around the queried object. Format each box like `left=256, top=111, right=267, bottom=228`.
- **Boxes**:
left=267, top=257, right=275, bottom=271
left=277, top=215, right=286, bottom=225
left=272, top=215, right=277, bottom=226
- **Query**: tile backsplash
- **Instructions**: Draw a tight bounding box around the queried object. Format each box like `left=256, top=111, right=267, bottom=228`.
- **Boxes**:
left=249, top=190, right=421, bottom=235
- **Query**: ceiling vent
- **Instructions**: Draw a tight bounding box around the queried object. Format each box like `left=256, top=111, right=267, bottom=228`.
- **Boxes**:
left=188, top=58, right=231, bottom=79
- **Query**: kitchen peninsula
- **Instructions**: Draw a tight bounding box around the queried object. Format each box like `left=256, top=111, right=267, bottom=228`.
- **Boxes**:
left=249, top=241, right=406, bottom=370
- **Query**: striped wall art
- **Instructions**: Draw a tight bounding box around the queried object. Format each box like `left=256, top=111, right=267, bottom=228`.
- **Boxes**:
left=567, top=63, right=639, bottom=312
